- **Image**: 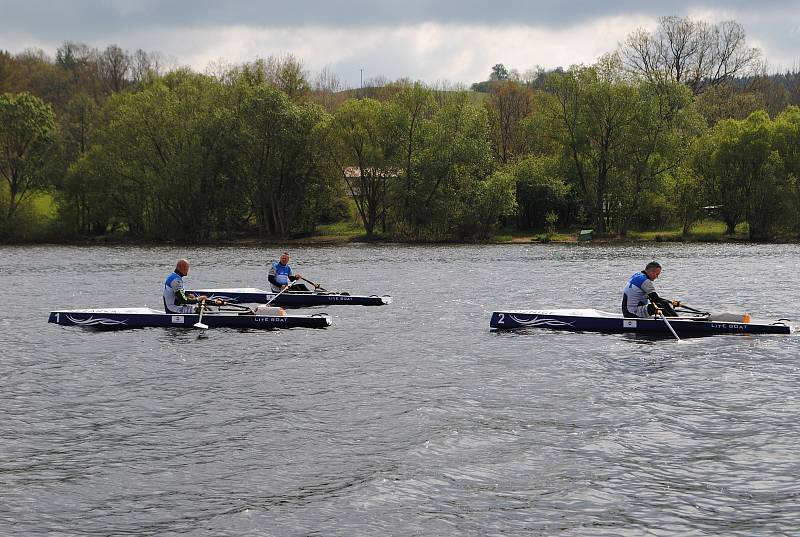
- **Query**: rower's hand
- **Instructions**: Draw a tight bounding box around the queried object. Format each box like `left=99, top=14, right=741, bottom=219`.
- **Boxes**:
left=281, top=284, right=289, bottom=291
left=213, top=298, right=222, bottom=306
left=671, top=300, right=681, bottom=307
left=197, top=295, right=207, bottom=302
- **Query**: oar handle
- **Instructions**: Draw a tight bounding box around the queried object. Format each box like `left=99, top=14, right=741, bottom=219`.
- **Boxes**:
left=300, top=276, right=326, bottom=291
left=217, top=302, right=253, bottom=312
left=675, top=303, right=706, bottom=314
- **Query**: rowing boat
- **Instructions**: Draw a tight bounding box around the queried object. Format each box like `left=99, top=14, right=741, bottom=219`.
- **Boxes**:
left=48, top=308, right=332, bottom=330
left=187, top=288, right=392, bottom=307
left=489, top=308, right=791, bottom=336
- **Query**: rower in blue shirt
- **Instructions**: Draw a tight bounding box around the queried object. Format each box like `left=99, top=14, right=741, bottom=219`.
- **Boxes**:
left=163, top=259, right=215, bottom=313
left=622, top=261, right=680, bottom=318
left=268, top=252, right=311, bottom=292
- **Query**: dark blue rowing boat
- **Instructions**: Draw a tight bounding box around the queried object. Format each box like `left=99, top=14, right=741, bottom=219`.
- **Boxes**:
left=489, top=309, right=791, bottom=336
left=187, top=287, right=392, bottom=307
left=48, top=308, right=332, bottom=330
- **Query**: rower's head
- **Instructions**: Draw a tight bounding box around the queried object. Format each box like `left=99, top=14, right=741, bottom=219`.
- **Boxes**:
left=175, top=259, right=190, bottom=276
left=644, top=261, right=662, bottom=280
left=279, top=252, right=290, bottom=265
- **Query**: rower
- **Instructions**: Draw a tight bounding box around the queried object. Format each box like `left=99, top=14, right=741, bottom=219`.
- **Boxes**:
left=268, top=252, right=310, bottom=293
left=621, top=261, right=680, bottom=318
left=163, top=259, right=218, bottom=314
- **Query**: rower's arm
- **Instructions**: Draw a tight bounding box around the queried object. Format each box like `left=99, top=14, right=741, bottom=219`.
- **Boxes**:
left=647, top=292, right=677, bottom=316
left=641, top=279, right=661, bottom=303
left=641, top=280, right=667, bottom=314
left=172, top=279, right=196, bottom=305
left=268, top=262, right=280, bottom=288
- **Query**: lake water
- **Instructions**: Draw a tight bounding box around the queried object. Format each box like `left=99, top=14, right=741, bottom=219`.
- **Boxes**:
left=2, top=243, right=799, bottom=536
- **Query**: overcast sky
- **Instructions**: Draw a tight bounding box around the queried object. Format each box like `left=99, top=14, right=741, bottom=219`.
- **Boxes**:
left=1, top=0, right=798, bottom=87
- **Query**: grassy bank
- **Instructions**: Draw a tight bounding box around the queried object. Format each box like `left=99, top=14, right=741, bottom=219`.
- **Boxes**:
left=1, top=192, right=789, bottom=244
left=307, top=219, right=757, bottom=244
left=490, top=220, right=755, bottom=244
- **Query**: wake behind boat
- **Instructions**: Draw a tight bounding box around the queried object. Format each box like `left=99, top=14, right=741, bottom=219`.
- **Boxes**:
left=489, top=308, right=791, bottom=336
left=187, top=287, right=392, bottom=307
left=48, top=307, right=332, bottom=330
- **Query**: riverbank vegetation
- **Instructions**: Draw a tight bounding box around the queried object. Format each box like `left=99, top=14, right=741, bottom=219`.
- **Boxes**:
left=2, top=16, right=800, bottom=244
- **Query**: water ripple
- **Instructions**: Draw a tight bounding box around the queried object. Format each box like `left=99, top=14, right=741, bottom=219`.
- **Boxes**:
left=1, top=243, right=799, bottom=536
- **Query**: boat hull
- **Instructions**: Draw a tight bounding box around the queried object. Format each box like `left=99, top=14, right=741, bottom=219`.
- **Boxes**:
left=188, top=288, right=391, bottom=307
left=48, top=308, right=331, bottom=330
left=490, top=309, right=791, bottom=336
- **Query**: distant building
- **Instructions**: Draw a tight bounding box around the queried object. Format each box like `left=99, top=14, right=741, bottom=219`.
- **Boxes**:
left=340, top=166, right=401, bottom=195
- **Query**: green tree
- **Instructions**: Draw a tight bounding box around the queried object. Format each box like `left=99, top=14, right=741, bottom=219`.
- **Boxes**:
left=12, top=49, right=74, bottom=112
left=60, top=91, right=99, bottom=165
left=81, top=71, right=240, bottom=240
left=491, top=64, right=509, bottom=81
left=253, top=54, right=311, bottom=101
left=61, top=143, right=117, bottom=235
left=693, top=120, right=747, bottom=234
left=693, top=82, right=766, bottom=126
left=486, top=80, right=534, bottom=163
left=461, top=168, right=517, bottom=238
left=541, top=61, right=635, bottom=233
left=672, top=165, right=704, bottom=237
left=234, top=74, right=332, bottom=238
left=612, top=79, right=698, bottom=235
left=408, top=91, right=495, bottom=239
left=771, top=106, right=800, bottom=231
left=386, top=83, right=435, bottom=227
left=0, top=92, right=56, bottom=237
left=537, top=57, right=697, bottom=235
left=694, top=111, right=794, bottom=239
left=509, top=155, right=571, bottom=230
left=0, top=51, right=28, bottom=94
left=323, top=98, right=396, bottom=238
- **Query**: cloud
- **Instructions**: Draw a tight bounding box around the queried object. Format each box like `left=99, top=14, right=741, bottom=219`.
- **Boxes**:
left=2, top=0, right=797, bottom=31
left=0, top=0, right=798, bottom=85
left=85, top=17, right=655, bottom=87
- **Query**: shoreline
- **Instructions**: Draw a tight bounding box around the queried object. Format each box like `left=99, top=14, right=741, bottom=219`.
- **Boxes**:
left=2, top=232, right=796, bottom=247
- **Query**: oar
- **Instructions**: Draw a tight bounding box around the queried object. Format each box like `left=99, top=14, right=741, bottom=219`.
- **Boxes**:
left=674, top=302, right=708, bottom=315
left=300, top=276, right=327, bottom=292
left=654, top=306, right=680, bottom=341
left=194, top=298, right=209, bottom=329
left=218, top=302, right=255, bottom=314
left=265, top=279, right=296, bottom=306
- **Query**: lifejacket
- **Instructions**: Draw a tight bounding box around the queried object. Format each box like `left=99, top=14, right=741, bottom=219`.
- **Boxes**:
left=271, top=261, right=292, bottom=286
left=163, top=271, right=189, bottom=313
left=622, top=271, right=655, bottom=318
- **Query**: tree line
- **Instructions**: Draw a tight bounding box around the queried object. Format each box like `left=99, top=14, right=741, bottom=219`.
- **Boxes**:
left=2, top=16, right=800, bottom=243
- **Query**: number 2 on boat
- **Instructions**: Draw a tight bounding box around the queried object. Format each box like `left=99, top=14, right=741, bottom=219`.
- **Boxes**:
left=497, top=313, right=505, bottom=324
